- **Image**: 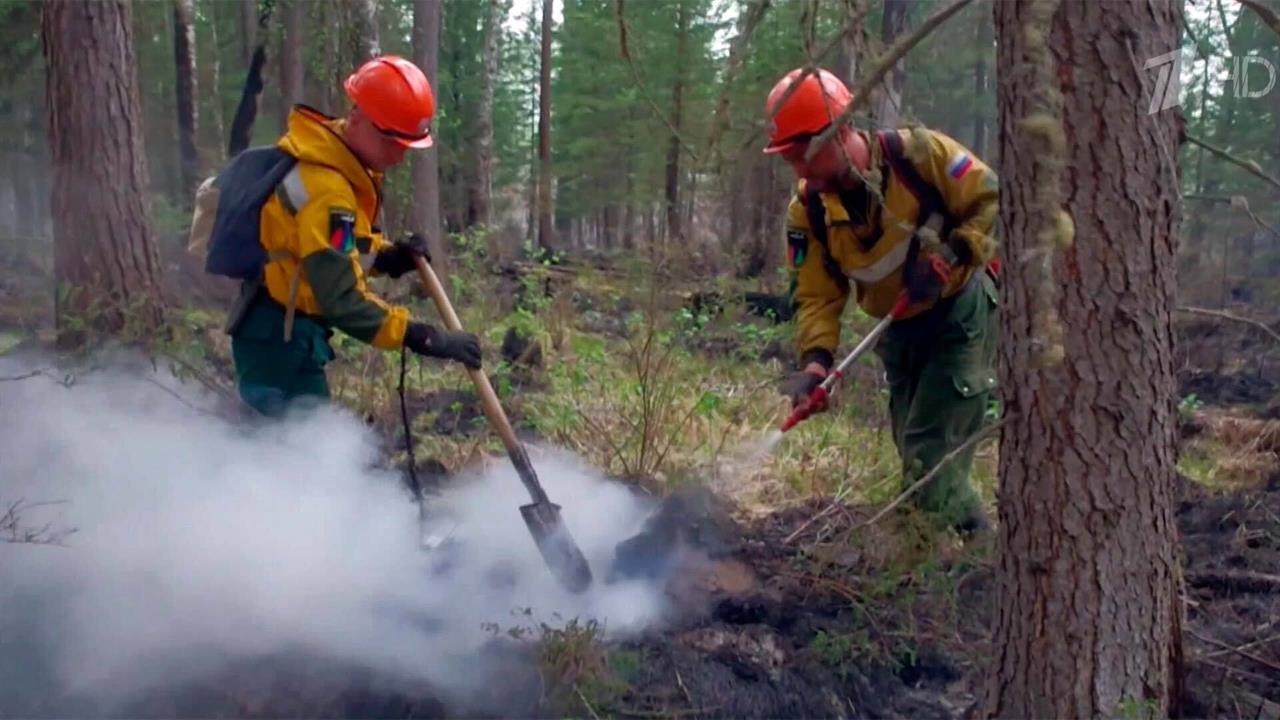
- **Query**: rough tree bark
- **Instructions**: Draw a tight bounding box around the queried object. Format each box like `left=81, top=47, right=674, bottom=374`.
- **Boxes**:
left=875, top=0, right=910, bottom=128
left=470, top=0, right=503, bottom=230
left=173, top=0, right=199, bottom=200
left=984, top=0, right=1184, bottom=716
left=663, top=0, right=689, bottom=251
left=42, top=0, right=165, bottom=347
left=277, top=0, right=305, bottom=133
left=353, top=0, right=382, bottom=63
left=411, top=0, right=448, bottom=274
left=536, top=0, right=555, bottom=254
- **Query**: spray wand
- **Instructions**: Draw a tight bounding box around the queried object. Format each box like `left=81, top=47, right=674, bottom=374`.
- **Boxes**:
left=780, top=292, right=910, bottom=433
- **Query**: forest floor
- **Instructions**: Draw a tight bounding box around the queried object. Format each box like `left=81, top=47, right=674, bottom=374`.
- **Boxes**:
left=1, top=239, right=1278, bottom=718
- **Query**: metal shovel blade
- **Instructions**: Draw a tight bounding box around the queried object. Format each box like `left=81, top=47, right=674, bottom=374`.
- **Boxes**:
left=520, top=501, right=593, bottom=593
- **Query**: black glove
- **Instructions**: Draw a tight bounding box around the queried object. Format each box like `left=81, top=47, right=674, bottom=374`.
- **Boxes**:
left=906, top=242, right=958, bottom=304
left=404, top=322, right=482, bottom=369
left=372, top=233, right=432, bottom=279
left=779, top=348, right=833, bottom=409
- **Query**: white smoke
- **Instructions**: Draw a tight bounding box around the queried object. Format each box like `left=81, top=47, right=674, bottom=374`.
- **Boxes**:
left=0, top=353, right=666, bottom=714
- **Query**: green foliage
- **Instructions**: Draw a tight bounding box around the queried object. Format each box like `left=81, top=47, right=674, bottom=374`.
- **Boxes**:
left=1115, top=697, right=1161, bottom=720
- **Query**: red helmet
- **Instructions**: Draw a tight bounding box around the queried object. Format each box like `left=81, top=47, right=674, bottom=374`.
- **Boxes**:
left=763, top=68, right=852, bottom=154
left=344, top=56, right=435, bottom=149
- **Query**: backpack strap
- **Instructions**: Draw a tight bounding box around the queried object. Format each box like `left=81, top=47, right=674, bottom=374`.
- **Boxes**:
left=877, top=130, right=950, bottom=230
left=801, top=186, right=851, bottom=294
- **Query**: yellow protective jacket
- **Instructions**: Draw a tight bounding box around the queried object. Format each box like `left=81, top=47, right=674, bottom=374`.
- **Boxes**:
left=259, top=105, right=410, bottom=349
left=786, top=128, right=998, bottom=359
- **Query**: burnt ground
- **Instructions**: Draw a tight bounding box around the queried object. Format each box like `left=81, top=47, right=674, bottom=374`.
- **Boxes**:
left=17, top=468, right=1271, bottom=720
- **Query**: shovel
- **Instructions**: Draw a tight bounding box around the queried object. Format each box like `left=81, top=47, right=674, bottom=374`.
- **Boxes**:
left=413, top=256, right=593, bottom=593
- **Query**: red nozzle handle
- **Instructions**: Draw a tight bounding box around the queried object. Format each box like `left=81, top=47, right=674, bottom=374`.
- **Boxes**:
left=781, top=385, right=829, bottom=433
left=889, top=292, right=910, bottom=319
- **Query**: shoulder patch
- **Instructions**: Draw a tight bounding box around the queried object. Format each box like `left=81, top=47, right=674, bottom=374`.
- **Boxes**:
left=947, top=152, right=974, bottom=179
left=787, top=229, right=808, bottom=267
left=328, top=208, right=356, bottom=253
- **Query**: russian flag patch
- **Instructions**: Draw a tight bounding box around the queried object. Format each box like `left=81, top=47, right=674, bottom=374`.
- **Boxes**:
left=948, top=152, right=973, bottom=179
left=328, top=208, right=356, bottom=253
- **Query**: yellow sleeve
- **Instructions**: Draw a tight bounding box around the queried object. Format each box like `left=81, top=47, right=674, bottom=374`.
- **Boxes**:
left=787, top=196, right=848, bottom=360
left=914, top=130, right=999, bottom=264
left=294, top=184, right=410, bottom=349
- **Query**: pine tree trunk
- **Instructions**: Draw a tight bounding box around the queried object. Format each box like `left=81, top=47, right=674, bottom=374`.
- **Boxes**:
left=42, top=0, right=165, bottom=347
left=972, top=6, right=990, bottom=158
left=201, top=0, right=226, bottom=157
left=278, top=0, right=305, bottom=132
left=240, top=0, right=258, bottom=68
left=984, top=0, right=1185, bottom=716
left=470, top=0, right=502, bottom=230
left=354, top=0, right=382, bottom=62
left=663, top=0, right=688, bottom=249
left=411, top=0, right=448, bottom=274
left=173, top=0, right=199, bottom=201
left=536, top=0, right=555, bottom=253
left=839, top=0, right=870, bottom=85
left=875, top=0, right=909, bottom=128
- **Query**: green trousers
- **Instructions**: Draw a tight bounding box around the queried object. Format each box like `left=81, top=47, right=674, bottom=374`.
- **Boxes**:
left=874, top=272, right=999, bottom=529
left=230, top=295, right=335, bottom=417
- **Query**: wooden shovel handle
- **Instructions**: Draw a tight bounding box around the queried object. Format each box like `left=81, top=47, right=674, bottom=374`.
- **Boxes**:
left=413, top=256, right=523, bottom=457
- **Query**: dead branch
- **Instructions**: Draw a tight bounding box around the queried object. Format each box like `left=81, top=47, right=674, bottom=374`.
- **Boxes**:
left=807, top=0, right=975, bottom=161
left=705, top=0, right=771, bottom=168
left=860, top=419, right=1004, bottom=529
left=1, top=499, right=76, bottom=546
left=1186, top=135, right=1280, bottom=192
left=1238, top=0, right=1280, bottom=41
left=1177, top=307, right=1280, bottom=345
left=1187, top=569, right=1280, bottom=594
left=614, top=0, right=700, bottom=163
left=1188, top=627, right=1280, bottom=674
left=0, top=368, right=75, bottom=386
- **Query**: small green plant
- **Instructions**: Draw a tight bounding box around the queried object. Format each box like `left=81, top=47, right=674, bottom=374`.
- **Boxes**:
left=1115, top=696, right=1160, bottom=720
left=1178, top=393, right=1204, bottom=418
left=809, top=629, right=868, bottom=679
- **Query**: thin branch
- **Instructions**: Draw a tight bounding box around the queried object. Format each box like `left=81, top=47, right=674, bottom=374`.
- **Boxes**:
left=763, top=3, right=874, bottom=127
left=574, top=684, right=603, bottom=720
left=1186, top=135, right=1280, bottom=192
left=807, top=0, right=975, bottom=161
left=142, top=377, right=225, bottom=419
left=1187, top=627, right=1280, bottom=673
left=614, top=0, right=700, bottom=163
left=0, top=369, right=75, bottom=386
left=705, top=0, right=771, bottom=168
left=1178, top=306, right=1280, bottom=345
left=859, top=419, right=1003, bottom=529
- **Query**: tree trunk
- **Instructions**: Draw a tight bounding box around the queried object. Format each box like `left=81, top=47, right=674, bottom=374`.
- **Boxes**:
left=278, top=0, right=304, bottom=132
left=239, top=0, right=258, bottom=68
left=984, top=0, right=1184, bottom=717
left=971, top=5, right=990, bottom=158
left=200, top=0, right=226, bottom=158
left=875, top=0, right=909, bottom=128
left=839, top=0, right=870, bottom=85
left=536, top=0, right=555, bottom=254
left=353, top=0, right=382, bottom=62
left=42, top=0, right=165, bottom=347
left=663, top=0, right=688, bottom=249
left=411, top=0, right=448, bottom=275
left=173, top=0, right=199, bottom=201
left=470, top=0, right=503, bottom=230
